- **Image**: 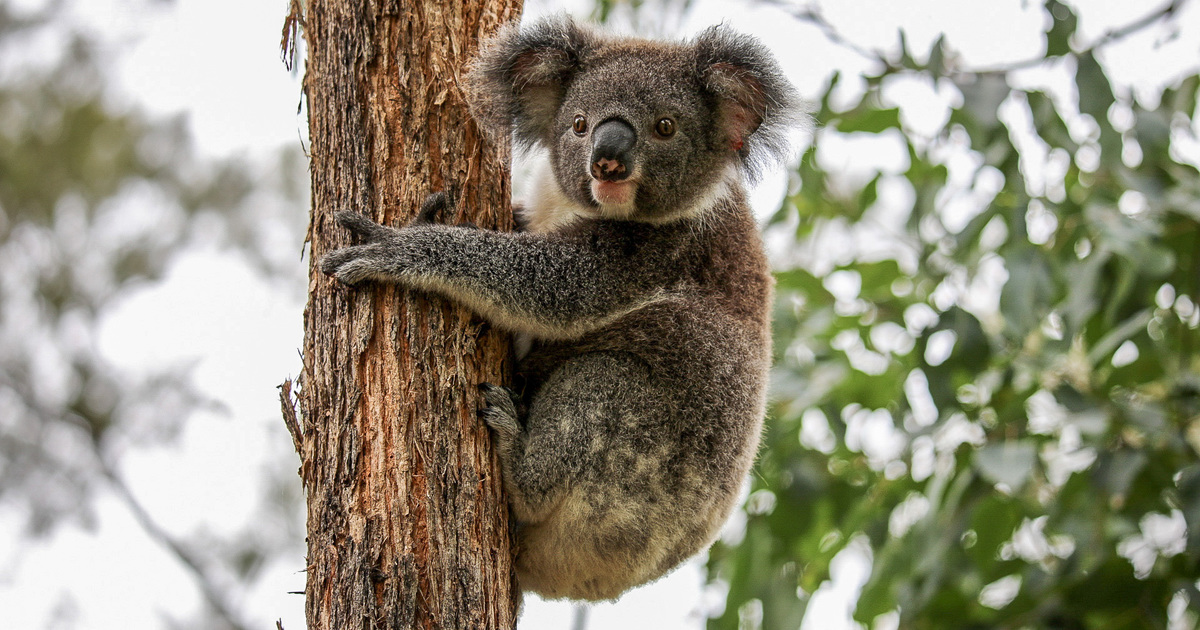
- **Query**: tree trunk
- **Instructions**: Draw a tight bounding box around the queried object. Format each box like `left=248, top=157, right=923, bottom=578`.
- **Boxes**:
left=291, top=1, right=523, bottom=628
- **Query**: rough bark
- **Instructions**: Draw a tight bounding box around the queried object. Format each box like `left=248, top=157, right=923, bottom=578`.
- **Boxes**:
left=290, top=1, right=523, bottom=628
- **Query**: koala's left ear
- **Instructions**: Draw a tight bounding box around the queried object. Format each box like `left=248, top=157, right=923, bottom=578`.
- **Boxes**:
left=465, top=16, right=598, bottom=149
left=694, top=27, right=804, bottom=178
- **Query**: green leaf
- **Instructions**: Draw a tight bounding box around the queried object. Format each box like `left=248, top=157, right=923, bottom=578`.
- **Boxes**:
left=974, top=441, right=1038, bottom=490
left=1162, top=74, right=1200, bottom=122
left=1134, top=107, right=1172, bottom=156
left=1062, top=254, right=1106, bottom=337
left=775, top=269, right=833, bottom=300
left=1177, top=465, right=1200, bottom=557
left=897, top=29, right=917, bottom=70
left=958, top=74, right=1010, bottom=130
left=858, top=175, right=880, bottom=211
left=1000, top=246, right=1056, bottom=338
left=738, top=6, right=1200, bottom=628
left=853, top=260, right=902, bottom=297
left=1026, top=90, right=1078, bottom=151
left=817, top=71, right=843, bottom=121
left=835, top=107, right=902, bottom=134
left=1064, top=557, right=1160, bottom=614
left=1044, top=0, right=1078, bottom=57
left=927, top=34, right=947, bottom=75
left=1092, top=450, right=1148, bottom=501
left=969, top=496, right=1024, bottom=574
left=1076, top=53, right=1119, bottom=159
left=1086, top=309, right=1152, bottom=366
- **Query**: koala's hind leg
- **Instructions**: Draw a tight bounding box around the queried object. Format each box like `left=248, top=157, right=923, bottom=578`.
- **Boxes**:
left=492, top=352, right=656, bottom=526
left=479, top=381, right=567, bottom=524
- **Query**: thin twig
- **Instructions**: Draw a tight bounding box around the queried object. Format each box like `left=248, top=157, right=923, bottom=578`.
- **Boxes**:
left=280, top=0, right=304, bottom=72
left=571, top=603, right=590, bottom=630
left=279, top=379, right=304, bottom=457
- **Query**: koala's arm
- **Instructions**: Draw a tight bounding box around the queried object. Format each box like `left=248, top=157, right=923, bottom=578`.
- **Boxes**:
left=320, top=210, right=660, bottom=339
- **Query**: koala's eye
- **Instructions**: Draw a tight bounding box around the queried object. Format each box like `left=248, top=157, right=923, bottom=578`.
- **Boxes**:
left=655, top=117, right=676, bottom=138
left=572, top=115, right=588, bottom=136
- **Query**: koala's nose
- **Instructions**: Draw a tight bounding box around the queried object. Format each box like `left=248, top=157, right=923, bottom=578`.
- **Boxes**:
left=590, top=119, right=636, bottom=182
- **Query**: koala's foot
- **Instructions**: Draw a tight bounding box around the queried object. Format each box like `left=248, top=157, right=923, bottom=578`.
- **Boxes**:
left=478, top=383, right=523, bottom=443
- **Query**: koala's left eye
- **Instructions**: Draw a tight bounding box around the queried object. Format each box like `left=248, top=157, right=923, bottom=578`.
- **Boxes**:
left=654, top=117, right=676, bottom=138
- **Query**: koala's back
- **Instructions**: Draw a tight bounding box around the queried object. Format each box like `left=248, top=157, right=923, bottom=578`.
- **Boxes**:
left=512, top=193, right=772, bottom=600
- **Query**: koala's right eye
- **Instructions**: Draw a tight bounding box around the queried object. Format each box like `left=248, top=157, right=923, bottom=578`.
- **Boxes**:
left=655, top=117, right=676, bottom=138
left=572, top=115, right=588, bottom=136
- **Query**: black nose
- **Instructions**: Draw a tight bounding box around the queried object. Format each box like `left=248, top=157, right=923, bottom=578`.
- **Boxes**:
left=590, top=118, right=636, bottom=182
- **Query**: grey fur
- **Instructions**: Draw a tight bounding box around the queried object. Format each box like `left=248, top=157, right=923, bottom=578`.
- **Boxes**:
left=321, top=17, right=801, bottom=601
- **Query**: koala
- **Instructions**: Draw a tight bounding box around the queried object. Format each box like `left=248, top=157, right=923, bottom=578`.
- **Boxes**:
left=320, top=16, right=802, bottom=601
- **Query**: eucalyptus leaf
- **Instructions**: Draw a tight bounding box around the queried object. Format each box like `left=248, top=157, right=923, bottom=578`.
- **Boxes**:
left=836, top=107, right=902, bottom=133
left=974, top=442, right=1038, bottom=491
left=1044, top=0, right=1078, bottom=58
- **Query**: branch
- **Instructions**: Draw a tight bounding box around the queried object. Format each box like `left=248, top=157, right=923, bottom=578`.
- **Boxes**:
left=100, top=460, right=252, bottom=630
left=1077, top=0, right=1187, bottom=56
left=762, top=0, right=1191, bottom=76
left=972, top=0, right=1190, bottom=75
left=758, top=0, right=893, bottom=69
left=7, top=396, right=253, bottom=628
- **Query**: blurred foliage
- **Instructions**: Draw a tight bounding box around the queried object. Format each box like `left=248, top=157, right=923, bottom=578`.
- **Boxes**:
left=706, top=1, right=1200, bottom=628
left=0, top=1, right=305, bottom=627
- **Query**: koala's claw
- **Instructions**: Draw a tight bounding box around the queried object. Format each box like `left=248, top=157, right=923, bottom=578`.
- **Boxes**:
left=480, top=382, right=522, bottom=411
left=333, top=210, right=391, bottom=241
left=416, top=191, right=454, bottom=224
left=478, top=383, right=522, bottom=438
left=319, top=246, right=349, bottom=274
left=322, top=211, right=403, bottom=285
left=319, top=244, right=380, bottom=285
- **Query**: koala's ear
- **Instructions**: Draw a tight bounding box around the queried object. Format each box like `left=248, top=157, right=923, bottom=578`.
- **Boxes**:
left=465, top=16, right=597, bottom=149
left=694, top=26, right=805, bottom=179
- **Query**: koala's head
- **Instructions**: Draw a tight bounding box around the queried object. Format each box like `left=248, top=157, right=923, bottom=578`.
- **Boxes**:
left=465, top=17, right=803, bottom=223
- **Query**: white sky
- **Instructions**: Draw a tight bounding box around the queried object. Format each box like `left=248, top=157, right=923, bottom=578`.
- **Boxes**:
left=1, top=0, right=1197, bottom=628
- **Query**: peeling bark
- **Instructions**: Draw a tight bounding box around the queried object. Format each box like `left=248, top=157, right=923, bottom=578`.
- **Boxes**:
left=292, top=1, right=523, bottom=628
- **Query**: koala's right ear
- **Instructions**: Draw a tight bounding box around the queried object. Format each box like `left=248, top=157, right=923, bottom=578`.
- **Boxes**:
left=464, top=16, right=597, bottom=149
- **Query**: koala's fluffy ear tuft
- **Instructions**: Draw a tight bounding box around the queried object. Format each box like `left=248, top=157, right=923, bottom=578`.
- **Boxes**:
left=695, top=26, right=806, bottom=181
left=465, top=16, right=598, bottom=150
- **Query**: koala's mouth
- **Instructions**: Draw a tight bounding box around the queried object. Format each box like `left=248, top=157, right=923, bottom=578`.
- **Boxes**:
left=590, top=179, right=637, bottom=209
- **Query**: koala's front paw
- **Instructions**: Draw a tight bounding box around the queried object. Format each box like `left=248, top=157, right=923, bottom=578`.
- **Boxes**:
left=319, top=243, right=386, bottom=285
left=478, top=383, right=523, bottom=446
left=319, top=212, right=398, bottom=285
